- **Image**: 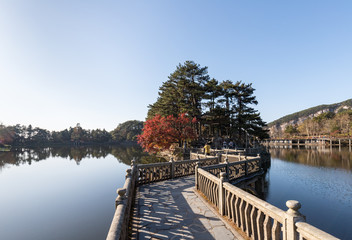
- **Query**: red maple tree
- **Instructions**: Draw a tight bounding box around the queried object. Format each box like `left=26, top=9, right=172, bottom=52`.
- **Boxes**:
left=137, top=113, right=197, bottom=153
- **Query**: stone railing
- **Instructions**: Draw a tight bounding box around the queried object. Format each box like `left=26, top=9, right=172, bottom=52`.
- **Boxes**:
left=106, top=162, right=137, bottom=240
left=190, top=150, right=264, bottom=162
left=196, top=167, right=339, bottom=240
left=201, top=157, right=262, bottom=182
left=136, top=156, right=219, bottom=185
left=106, top=156, right=219, bottom=240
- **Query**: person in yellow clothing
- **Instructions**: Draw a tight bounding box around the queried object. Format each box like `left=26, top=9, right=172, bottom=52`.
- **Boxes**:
left=204, top=142, right=211, bottom=155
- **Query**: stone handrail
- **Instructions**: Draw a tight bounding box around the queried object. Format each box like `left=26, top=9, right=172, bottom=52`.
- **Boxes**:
left=191, top=151, right=262, bottom=162
left=196, top=164, right=339, bottom=240
left=107, top=156, right=219, bottom=240
left=202, top=157, right=263, bottom=182
left=136, top=157, right=219, bottom=185
left=106, top=162, right=137, bottom=240
left=295, top=222, right=338, bottom=240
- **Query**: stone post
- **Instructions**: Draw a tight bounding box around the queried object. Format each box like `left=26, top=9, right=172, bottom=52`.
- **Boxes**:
left=257, top=153, right=263, bottom=168
left=217, top=153, right=222, bottom=164
left=244, top=161, right=248, bottom=176
left=115, top=188, right=126, bottom=209
left=225, top=157, right=229, bottom=178
left=219, top=172, right=227, bottom=216
left=131, top=158, right=136, bottom=167
left=195, top=161, right=200, bottom=190
left=125, top=169, right=131, bottom=179
left=170, top=157, right=175, bottom=179
left=284, top=200, right=305, bottom=240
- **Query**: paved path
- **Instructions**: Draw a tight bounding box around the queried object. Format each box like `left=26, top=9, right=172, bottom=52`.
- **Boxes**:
left=131, top=176, right=241, bottom=240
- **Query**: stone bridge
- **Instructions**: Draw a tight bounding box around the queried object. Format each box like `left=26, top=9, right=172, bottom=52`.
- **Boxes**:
left=106, top=151, right=339, bottom=240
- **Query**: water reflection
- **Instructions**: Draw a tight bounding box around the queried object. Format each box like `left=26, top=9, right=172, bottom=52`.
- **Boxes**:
left=266, top=147, right=352, bottom=239
left=0, top=144, right=166, bottom=171
left=269, top=147, right=352, bottom=171
left=0, top=144, right=166, bottom=240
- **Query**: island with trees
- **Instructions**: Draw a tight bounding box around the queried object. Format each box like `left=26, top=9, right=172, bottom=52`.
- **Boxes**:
left=138, top=61, right=269, bottom=156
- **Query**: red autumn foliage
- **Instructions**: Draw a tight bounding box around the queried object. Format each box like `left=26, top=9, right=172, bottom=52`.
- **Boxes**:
left=137, top=113, right=197, bottom=153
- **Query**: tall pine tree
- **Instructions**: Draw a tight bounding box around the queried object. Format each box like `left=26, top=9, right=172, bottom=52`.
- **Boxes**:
left=147, top=61, right=209, bottom=121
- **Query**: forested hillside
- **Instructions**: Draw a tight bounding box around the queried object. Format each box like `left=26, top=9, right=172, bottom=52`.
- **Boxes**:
left=269, top=99, right=352, bottom=138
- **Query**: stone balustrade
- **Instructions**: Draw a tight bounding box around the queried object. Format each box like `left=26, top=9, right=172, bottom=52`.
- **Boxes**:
left=106, top=161, right=137, bottom=240
left=136, top=157, right=219, bottom=184
left=107, top=151, right=338, bottom=240
left=196, top=165, right=339, bottom=240
left=190, top=150, right=263, bottom=162
left=106, top=156, right=219, bottom=240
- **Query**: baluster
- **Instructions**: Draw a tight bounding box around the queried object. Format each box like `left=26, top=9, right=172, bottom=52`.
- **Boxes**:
left=263, top=215, right=272, bottom=240
left=216, top=184, right=219, bottom=207
left=256, top=210, right=265, bottom=240
left=250, top=207, right=258, bottom=239
left=213, top=182, right=216, bottom=206
left=230, top=193, right=235, bottom=223
left=245, top=202, right=252, bottom=236
left=225, top=190, right=230, bottom=217
left=234, top=197, right=241, bottom=226
left=208, top=180, right=212, bottom=203
left=239, top=199, right=246, bottom=231
left=208, top=180, right=211, bottom=202
left=272, top=220, right=281, bottom=240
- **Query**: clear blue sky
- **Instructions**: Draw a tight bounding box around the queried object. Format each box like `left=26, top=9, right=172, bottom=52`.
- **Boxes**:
left=1, top=0, right=351, bottom=131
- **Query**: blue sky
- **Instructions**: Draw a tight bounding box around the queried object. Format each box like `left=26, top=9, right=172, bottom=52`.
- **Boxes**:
left=1, top=0, right=351, bottom=131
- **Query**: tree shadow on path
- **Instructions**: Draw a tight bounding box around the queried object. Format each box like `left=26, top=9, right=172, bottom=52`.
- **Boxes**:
left=131, top=176, right=236, bottom=240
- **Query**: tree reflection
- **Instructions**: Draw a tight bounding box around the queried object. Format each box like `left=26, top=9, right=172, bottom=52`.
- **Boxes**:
left=269, top=147, right=352, bottom=171
left=0, top=144, right=166, bottom=170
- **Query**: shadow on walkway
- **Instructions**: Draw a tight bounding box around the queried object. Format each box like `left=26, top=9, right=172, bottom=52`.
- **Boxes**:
left=131, top=176, right=237, bottom=240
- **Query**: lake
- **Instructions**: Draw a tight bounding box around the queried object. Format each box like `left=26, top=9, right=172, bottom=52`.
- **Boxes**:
left=0, top=145, right=351, bottom=239
left=0, top=145, right=164, bottom=240
left=264, top=147, right=352, bottom=240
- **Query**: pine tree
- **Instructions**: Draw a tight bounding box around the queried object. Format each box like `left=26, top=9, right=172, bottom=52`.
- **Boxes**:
left=147, top=61, right=209, bottom=120
left=230, top=81, right=268, bottom=144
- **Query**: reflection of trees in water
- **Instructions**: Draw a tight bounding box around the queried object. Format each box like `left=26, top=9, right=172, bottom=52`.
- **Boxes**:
left=110, top=145, right=166, bottom=165
left=0, top=144, right=166, bottom=169
left=270, top=148, right=352, bottom=171
left=0, top=147, right=52, bottom=168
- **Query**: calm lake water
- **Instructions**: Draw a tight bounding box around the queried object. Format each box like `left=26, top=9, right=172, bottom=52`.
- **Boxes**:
left=265, top=147, right=352, bottom=240
left=0, top=145, right=164, bottom=240
left=1, top=145, right=351, bottom=239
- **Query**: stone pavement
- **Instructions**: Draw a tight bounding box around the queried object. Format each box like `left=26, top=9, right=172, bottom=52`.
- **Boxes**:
left=131, top=176, right=242, bottom=240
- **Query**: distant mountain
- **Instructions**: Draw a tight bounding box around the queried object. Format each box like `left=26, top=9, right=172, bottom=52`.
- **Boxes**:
left=267, top=99, right=352, bottom=135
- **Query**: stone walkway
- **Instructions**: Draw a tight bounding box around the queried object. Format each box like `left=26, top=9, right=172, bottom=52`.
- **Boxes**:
left=131, top=176, right=242, bottom=240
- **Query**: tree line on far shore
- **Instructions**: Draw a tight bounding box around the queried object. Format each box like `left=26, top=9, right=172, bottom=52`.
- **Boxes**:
left=0, top=120, right=143, bottom=147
